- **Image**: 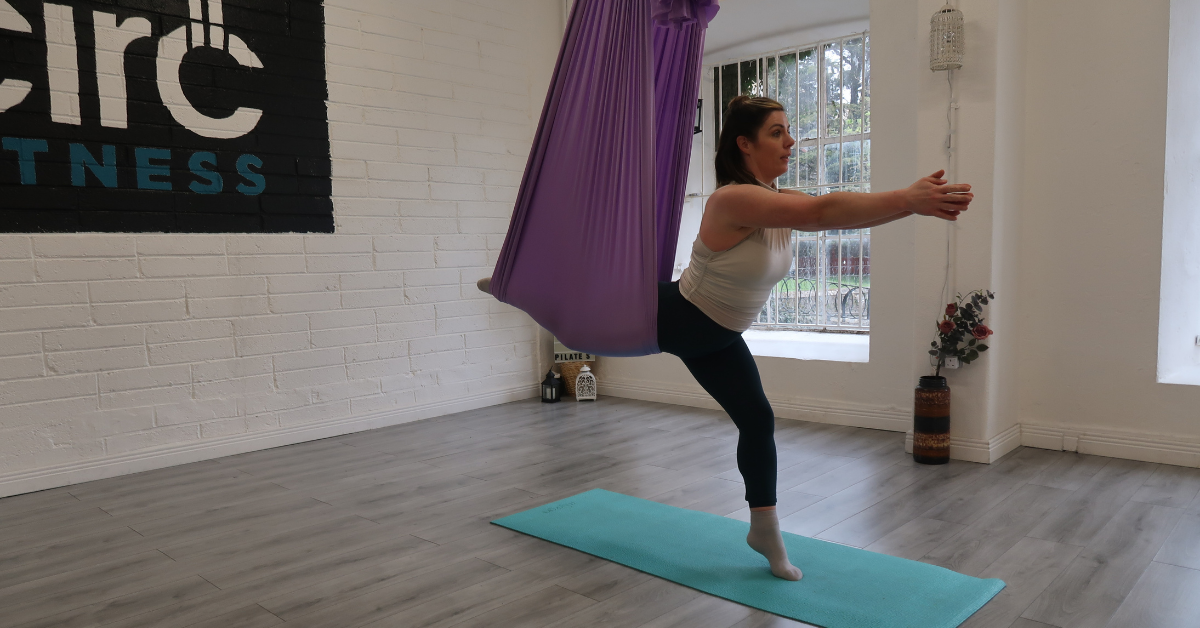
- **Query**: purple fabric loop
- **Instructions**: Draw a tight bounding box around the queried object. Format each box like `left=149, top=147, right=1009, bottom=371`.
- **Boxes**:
left=491, top=0, right=716, bottom=357
left=653, top=17, right=708, bottom=283
left=652, top=0, right=719, bottom=28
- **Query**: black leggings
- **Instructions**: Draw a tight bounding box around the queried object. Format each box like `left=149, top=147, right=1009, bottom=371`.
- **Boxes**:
left=656, top=281, right=777, bottom=508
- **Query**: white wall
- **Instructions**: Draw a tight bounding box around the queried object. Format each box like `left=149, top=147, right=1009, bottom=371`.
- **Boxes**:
left=0, top=0, right=564, bottom=497
left=6, top=0, right=1198, bottom=499
left=602, top=0, right=1200, bottom=468
left=1018, top=0, right=1200, bottom=466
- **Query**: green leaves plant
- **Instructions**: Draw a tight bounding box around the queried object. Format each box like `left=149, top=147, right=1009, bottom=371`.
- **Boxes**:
left=929, top=289, right=996, bottom=376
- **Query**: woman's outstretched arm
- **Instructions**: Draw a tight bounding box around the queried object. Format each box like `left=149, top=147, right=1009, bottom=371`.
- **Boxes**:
left=778, top=190, right=915, bottom=229
left=708, top=170, right=971, bottom=233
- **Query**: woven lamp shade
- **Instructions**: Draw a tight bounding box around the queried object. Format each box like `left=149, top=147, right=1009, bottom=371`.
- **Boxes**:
left=930, top=3, right=964, bottom=71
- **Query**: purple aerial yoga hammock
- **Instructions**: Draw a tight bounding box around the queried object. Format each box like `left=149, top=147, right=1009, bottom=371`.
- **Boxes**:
left=489, top=0, right=718, bottom=357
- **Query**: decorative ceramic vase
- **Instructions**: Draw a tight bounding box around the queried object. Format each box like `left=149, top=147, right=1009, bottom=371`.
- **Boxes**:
left=913, top=375, right=950, bottom=464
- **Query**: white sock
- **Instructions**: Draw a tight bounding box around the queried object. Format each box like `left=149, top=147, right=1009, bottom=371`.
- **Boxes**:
left=476, top=276, right=491, bottom=294
left=746, top=508, right=802, bottom=581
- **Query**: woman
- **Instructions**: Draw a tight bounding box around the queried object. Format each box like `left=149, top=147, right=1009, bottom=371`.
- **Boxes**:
left=480, top=95, right=971, bottom=581
left=657, top=95, right=971, bottom=581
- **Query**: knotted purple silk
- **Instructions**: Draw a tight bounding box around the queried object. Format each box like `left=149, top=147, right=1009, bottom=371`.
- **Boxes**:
left=490, top=0, right=717, bottom=357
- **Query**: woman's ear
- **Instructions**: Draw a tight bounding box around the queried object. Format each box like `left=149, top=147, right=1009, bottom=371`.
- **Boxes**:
left=736, top=135, right=752, bottom=155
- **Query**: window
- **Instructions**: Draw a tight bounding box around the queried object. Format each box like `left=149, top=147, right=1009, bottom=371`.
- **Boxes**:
left=1159, top=1, right=1200, bottom=386
left=710, top=33, right=871, bottom=333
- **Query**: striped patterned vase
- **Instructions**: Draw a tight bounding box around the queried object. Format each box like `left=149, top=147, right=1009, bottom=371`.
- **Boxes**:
left=913, top=376, right=951, bottom=464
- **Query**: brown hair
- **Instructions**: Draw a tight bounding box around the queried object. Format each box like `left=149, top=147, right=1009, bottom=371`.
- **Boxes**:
left=714, top=95, right=786, bottom=187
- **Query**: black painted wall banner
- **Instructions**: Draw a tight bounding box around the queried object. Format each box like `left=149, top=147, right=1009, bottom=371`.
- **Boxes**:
left=0, top=0, right=332, bottom=233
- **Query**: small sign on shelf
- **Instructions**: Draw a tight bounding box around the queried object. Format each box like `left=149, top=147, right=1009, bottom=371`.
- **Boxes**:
left=554, top=340, right=595, bottom=363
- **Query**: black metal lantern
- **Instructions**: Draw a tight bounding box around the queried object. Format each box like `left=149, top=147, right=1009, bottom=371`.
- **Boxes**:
left=541, top=370, right=561, bottom=403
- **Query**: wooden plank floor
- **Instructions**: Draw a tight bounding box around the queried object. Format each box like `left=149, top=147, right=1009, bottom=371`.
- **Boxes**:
left=2, top=397, right=1199, bottom=628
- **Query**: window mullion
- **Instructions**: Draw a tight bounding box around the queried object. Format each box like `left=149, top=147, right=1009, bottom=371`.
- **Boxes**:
left=859, top=230, right=865, bottom=328
left=817, top=44, right=827, bottom=326
left=835, top=41, right=843, bottom=195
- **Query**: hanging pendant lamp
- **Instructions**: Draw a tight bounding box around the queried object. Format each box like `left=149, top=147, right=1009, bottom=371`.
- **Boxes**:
left=930, top=3, right=964, bottom=71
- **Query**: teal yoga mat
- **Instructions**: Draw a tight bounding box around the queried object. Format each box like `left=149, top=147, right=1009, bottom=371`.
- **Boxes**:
left=492, top=489, right=1004, bottom=628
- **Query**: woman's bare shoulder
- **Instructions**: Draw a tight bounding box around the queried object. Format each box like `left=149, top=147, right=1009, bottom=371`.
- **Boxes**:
left=708, top=183, right=805, bottom=227
left=706, top=184, right=752, bottom=217
left=708, top=183, right=772, bottom=205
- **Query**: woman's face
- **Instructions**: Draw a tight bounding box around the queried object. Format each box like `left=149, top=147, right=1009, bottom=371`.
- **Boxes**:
left=739, top=110, right=795, bottom=181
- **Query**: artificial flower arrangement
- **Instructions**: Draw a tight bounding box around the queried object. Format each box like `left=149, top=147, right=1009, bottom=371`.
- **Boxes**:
left=928, top=289, right=995, bottom=376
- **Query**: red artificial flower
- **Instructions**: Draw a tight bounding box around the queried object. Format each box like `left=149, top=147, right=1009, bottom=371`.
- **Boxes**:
left=972, top=324, right=993, bottom=339
left=938, top=320, right=955, bottom=334
left=945, top=303, right=957, bottom=316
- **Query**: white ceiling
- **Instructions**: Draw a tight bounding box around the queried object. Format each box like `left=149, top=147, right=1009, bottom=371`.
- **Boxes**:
left=704, top=0, right=869, bottom=55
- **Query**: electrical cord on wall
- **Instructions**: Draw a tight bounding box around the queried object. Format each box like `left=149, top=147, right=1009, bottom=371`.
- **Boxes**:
left=939, top=67, right=958, bottom=313
left=932, top=0, right=964, bottom=323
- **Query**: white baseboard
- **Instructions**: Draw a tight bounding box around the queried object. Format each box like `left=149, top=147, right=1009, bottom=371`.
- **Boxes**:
left=1021, top=421, right=1200, bottom=468
left=903, top=423, right=1022, bottom=464
left=0, top=385, right=538, bottom=499
left=10, top=383, right=1196, bottom=500
left=602, top=379, right=910, bottom=432
left=606, top=378, right=1025, bottom=464
left=605, top=379, right=1200, bottom=469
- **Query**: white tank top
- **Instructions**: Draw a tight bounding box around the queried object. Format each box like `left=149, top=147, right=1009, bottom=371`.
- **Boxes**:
left=678, top=181, right=793, bottom=332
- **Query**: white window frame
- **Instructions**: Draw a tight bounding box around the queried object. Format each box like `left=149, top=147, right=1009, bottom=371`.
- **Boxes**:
left=703, top=32, right=871, bottom=334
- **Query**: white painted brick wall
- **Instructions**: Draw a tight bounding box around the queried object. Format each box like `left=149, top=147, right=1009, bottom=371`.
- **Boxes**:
left=0, top=0, right=563, bottom=489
